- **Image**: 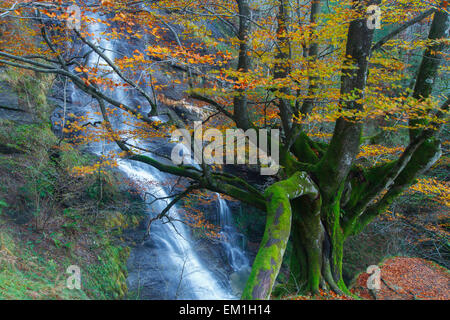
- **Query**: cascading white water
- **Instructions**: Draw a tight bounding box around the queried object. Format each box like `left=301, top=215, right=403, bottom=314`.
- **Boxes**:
left=216, top=195, right=252, bottom=296
left=119, top=161, right=234, bottom=299
left=70, top=13, right=241, bottom=299
left=217, top=195, right=249, bottom=272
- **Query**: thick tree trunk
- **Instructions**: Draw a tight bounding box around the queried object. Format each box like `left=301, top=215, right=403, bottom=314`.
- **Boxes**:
left=242, top=172, right=320, bottom=299
left=288, top=199, right=347, bottom=295
left=290, top=197, right=325, bottom=293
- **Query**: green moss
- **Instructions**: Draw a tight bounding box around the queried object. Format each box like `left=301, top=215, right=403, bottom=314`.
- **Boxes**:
left=242, top=172, right=320, bottom=299
left=291, top=132, right=320, bottom=164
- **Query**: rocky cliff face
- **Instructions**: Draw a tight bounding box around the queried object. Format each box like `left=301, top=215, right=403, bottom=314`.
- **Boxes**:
left=0, top=81, right=34, bottom=123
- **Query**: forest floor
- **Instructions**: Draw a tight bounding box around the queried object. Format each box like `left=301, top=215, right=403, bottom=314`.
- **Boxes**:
left=352, top=257, right=449, bottom=300
left=286, top=256, right=449, bottom=300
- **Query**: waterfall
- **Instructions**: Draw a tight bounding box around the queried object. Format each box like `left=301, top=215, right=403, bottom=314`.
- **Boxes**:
left=217, top=195, right=251, bottom=296
left=120, top=162, right=234, bottom=299
left=67, top=11, right=243, bottom=299
left=217, top=195, right=249, bottom=272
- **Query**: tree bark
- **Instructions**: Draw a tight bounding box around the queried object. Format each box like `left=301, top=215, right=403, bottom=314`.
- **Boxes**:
left=409, top=5, right=449, bottom=140
left=274, top=0, right=294, bottom=140
left=242, top=172, right=319, bottom=299
left=233, top=0, right=253, bottom=130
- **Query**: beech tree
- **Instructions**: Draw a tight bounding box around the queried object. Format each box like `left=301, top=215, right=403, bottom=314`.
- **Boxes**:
left=0, top=0, right=448, bottom=299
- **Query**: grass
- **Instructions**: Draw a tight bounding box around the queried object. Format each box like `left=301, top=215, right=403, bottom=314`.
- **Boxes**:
left=0, top=231, right=88, bottom=299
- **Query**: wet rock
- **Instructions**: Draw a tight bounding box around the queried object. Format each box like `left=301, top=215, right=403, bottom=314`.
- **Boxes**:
left=230, top=267, right=252, bottom=297
left=0, top=82, right=34, bottom=124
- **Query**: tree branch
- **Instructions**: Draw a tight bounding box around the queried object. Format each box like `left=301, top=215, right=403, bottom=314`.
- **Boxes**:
left=73, top=29, right=158, bottom=115
left=143, top=184, right=200, bottom=241
left=371, top=8, right=437, bottom=52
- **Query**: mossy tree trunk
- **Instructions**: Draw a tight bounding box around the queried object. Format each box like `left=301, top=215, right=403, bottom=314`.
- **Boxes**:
left=241, top=172, right=320, bottom=299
